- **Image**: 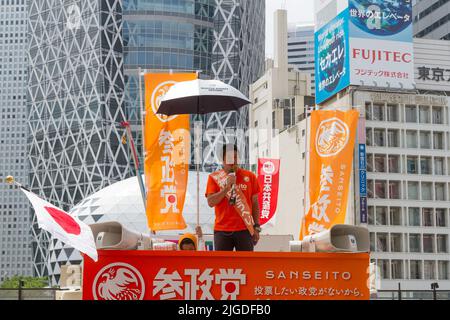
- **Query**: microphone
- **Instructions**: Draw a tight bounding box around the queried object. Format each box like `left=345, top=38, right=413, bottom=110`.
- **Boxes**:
left=228, top=168, right=236, bottom=206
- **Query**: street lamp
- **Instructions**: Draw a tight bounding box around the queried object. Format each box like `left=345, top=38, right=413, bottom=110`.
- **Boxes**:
left=431, top=282, right=439, bottom=300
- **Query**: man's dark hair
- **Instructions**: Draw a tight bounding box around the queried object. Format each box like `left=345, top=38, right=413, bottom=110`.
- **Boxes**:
left=180, top=238, right=195, bottom=248
left=222, top=143, right=238, bottom=159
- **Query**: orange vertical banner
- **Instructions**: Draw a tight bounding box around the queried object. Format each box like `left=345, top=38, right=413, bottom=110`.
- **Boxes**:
left=300, top=110, right=359, bottom=240
left=144, top=73, right=197, bottom=231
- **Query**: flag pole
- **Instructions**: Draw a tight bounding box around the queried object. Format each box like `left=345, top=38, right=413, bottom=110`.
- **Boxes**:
left=121, top=121, right=147, bottom=210
left=5, top=176, right=29, bottom=191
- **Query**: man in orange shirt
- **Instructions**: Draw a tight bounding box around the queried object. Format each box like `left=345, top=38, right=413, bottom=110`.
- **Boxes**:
left=205, top=144, right=261, bottom=251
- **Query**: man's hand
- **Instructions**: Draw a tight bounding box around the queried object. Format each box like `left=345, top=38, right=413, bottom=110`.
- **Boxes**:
left=252, top=230, right=260, bottom=245
left=224, top=174, right=236, bottom=191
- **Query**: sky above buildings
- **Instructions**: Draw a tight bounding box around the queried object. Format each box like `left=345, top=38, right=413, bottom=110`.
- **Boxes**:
left=265, top=0, right=315, bottom=58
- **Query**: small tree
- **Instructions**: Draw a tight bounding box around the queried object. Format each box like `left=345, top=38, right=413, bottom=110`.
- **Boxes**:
left=1, top=276, right=49, bottom=288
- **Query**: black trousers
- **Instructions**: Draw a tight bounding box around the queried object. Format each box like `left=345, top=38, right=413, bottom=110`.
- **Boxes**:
left=214, top=230, right=254, bottom=251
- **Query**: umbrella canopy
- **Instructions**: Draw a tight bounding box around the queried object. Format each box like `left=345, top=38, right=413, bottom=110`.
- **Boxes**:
left=157, top=79, right=251, bottom=116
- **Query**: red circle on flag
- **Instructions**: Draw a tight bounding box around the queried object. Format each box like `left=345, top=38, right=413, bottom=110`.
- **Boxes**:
left=44, top=206, right=81, bottom=235
left=225, top=282, right=236, bottom=294
left=168, top=195, right=176, bottom=203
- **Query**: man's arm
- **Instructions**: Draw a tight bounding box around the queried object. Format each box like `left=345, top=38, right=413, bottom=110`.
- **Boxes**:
left=206, top=188, right=228, bottom=208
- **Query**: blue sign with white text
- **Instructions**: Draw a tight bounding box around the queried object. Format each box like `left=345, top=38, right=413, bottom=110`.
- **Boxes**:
left=360, top=196, right=368, bottom=224
left=358, top=144, right=366, bottom=170
left=315, top=9, right=350, bottom=105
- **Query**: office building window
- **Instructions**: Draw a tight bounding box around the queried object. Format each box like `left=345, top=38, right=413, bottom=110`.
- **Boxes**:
left=365, top=103, right=372, bottom=121
left=422, top=208, right=434, bottom=227
left=410, top=260, right=422, bottom=280
left=376, top=233, right=389, bottom=252
left=420, top=157, right=432, bottom=174
left=433, top=132, right=444, bottom=150
left=432, top=106, right=444, bottom=124
left=370, top=233, right=375, bottom=252
left=388, top=155, right=400, bottom=173
left=367, top=179, right=374, bottom=198
left=438, top=261, right=449, bottom=280
left=388, top=129, right=400, bottom=147
left=408, top=208, right=421, bottom=226
left=424, top=261, right=436, bottom=280
left=375, top=180, right=387, bottom=199
left=422, top=182, right=433, bottom=201
left=435, top=183, right=446, bottom=201
left=405, top=105, right=417, bottom=123
left=387, top=104, right=398, bottom=122
left=376, top=207, right=388, bottom=225
left=391, top=260, right=403, bottom=279
left=420, top=131, right=431, bottom=149
left=409, top=234, right=421, bottom=252
left=366, top=128, right=373, bottom=146
left=419, top=106, right=430, bottom=124
left=379, top=260, right=390, bottom=279
left=408, top=182, right=419, bottom=200
left=373, top=129, right=385, bottom=147
left=368, top=206, right=375, bottom=225
left=390, top=234, right=402, bottom=252
left=367, top=154, right=373, bottom=172
left=437, top=235, right=448, bottom=253
left=373, top=103, right=384, bottom=121
left=374, top=154, right=386, bottom=172
left=423, top=234, right=435, bottom=253
left=434, top=157, right=444, bottom=175
left=436, top=209, right=447, bottom=227
left=406, top=131, right=417, bottom=148
left=389, top=181, right=401, bottom=199
left=390, top=207, right=402, bottom=226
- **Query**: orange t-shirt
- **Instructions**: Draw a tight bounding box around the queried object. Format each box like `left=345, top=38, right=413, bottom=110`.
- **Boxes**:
left=205, top=168, right=260, bottom=232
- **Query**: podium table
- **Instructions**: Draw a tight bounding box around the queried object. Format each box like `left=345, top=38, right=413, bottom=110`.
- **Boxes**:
left=82, top=250, right=370, bottom=300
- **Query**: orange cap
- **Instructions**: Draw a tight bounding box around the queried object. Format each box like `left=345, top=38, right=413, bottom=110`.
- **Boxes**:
left=178, top=233, right=198, bottom=250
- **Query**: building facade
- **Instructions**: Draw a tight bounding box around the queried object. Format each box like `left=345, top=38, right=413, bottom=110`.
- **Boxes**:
left=204, top=0, right=265, bottom=171
left=414, top=0, right=450, bottom=40
left=28, top=0, right=129, bottom=277
left=287, top=24, right=316, bottom=94
left=0, top=0, right=33, bottom=283
left=28, top=0, right=264, bottom=282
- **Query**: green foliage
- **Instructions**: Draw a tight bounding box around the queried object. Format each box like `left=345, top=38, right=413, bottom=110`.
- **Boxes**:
left=1, top=276, right=49, bottom=289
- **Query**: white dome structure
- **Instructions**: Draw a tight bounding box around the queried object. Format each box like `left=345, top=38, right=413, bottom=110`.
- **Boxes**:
left=47, top=172, right=214, bottom=285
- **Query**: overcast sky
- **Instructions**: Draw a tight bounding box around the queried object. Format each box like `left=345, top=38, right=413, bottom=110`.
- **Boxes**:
left=265, top=0, right=315, bottom=58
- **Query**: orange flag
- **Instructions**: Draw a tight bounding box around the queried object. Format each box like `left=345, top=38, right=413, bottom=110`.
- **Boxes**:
left=144, top=73, right=197, bottom=231
left=300, top=109, right=359, bottom=240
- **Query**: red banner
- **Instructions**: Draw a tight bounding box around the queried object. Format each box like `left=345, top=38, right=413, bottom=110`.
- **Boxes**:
left=82, top=251, right=370, bottom=300
left=258, top=159, right=280, bottom=228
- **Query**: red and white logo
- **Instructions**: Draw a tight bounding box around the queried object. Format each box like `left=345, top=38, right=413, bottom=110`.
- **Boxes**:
left=93, top=263, right=145, bottom=300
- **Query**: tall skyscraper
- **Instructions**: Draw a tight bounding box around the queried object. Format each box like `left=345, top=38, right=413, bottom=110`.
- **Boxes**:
left=414, top=0, right=450, bottom=40
left=28, top=0, right=264, bottom=282
left=287, top=24, right=316, bottom=94
left=28, top=0, right=129, bottom=277
left=205, top=0, right=265, bottom=171
left=0, top=0, right=33, bottom=283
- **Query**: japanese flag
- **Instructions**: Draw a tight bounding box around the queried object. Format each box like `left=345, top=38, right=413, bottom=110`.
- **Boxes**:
left=21, top=188, right=98, bottom=262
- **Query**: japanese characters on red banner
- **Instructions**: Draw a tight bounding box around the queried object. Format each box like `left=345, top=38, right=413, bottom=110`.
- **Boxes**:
left=83, top=251, right=370, bottom=300
left=257, top=159, right=280, bottom=228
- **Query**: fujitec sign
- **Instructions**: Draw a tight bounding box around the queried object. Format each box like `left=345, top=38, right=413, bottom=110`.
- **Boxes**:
left=83, top=251, right=370, bottom=300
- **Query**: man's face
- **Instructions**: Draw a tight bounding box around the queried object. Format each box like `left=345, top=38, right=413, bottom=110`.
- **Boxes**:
left=223, top=150, right=238, bottom=172
left=180, top=243, right=196, bottom=251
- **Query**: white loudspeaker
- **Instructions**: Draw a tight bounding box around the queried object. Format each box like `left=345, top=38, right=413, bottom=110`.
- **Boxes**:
left=290, top=224, right=370, bottom=253
left=89, top=221, right=151, bottom=250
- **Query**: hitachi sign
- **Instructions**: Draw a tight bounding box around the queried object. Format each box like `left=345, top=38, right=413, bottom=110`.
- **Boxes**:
left=352, top=48, right=412, bottom=65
